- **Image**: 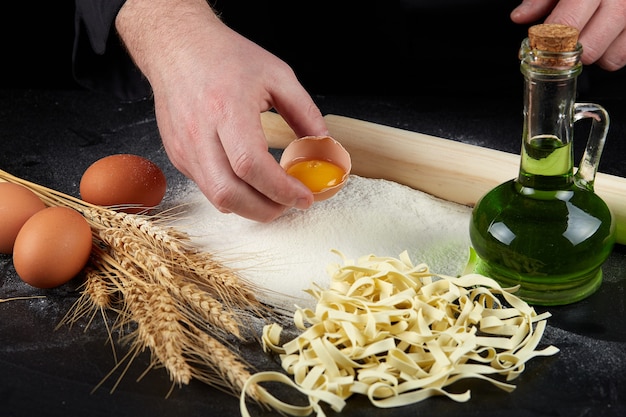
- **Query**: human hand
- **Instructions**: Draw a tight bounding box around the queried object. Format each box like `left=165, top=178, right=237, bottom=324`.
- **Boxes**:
left=511, top=0, right=626, bottom=70
left=115, top=0, right=328, bottom=222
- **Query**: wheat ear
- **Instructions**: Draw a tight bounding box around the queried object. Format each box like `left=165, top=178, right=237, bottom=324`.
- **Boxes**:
left=0, top=168, right=275, bottom=403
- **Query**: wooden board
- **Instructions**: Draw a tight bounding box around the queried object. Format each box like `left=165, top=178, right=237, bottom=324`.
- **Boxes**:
left=262, top=111, right=626, bottom=244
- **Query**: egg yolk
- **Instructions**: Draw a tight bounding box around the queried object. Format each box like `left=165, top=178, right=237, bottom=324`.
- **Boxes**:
left=286, top=160, right=345, bottom=193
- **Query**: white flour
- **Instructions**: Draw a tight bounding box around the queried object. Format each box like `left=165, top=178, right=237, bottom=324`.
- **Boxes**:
left=165, top=175, right=472, bottom=311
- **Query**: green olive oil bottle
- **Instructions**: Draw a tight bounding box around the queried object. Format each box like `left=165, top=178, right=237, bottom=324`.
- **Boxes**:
left=469, top=24, right=615, bottom=305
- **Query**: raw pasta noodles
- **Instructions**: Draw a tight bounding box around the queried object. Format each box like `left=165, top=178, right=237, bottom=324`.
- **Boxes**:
left=241, top=250, right=559, bottom=416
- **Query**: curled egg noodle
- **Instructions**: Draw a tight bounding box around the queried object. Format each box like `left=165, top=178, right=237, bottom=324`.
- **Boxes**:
left=241, top=250, right=558, bottom=416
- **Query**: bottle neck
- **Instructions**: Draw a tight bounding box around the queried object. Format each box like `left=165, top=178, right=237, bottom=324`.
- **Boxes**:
left=517, top=39, right=583, bottom=190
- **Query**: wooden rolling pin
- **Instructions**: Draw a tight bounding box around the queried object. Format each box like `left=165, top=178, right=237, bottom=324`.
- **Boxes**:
left=261, top=111, right=626, bottom=245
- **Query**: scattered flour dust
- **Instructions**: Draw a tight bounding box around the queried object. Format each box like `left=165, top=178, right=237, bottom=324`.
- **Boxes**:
left=165, top=175, right=472, bottom=311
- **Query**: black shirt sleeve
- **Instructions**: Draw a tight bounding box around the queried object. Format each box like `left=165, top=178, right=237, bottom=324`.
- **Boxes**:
left=73, top=0, right=152, bottom=102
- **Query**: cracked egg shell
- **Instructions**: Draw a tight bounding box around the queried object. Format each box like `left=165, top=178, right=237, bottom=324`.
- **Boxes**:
left=279, top=135, right=351, bottom=202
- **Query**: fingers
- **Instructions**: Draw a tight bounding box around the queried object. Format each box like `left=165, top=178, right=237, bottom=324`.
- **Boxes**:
left=200, top=36, right=323, bottom=219
left=216, top=112, right=316, bottom=215
left=511, top=0, right=626, bottom=70
left=544, top=0, right=626, bottom=69
left=270, top=71, right=329, bottom=139
left=511, top=0, right=559, bottom=24
left=597, top=29, right=626, bottom=70
left=543, top=0, right=600, bottom=28
left=206, top=59, right=327, bottom=221
left=166, top=113, right=313, bottom=222
left=194, top=134, right=305, bottom=222
left=156, top=91, right=314, bottom=222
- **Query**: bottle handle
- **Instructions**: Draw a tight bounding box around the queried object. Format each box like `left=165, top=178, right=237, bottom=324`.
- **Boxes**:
left=574, top=103, right=610, bottom=191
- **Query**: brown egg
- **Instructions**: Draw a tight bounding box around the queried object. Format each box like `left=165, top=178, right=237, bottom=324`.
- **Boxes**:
left=0, top=182, right=47, bottom=254
left=80, top=154, right=167, bottom=214
left=13, top=206, right=92, bottom=288
left=280, top=136, right=351, bottom=201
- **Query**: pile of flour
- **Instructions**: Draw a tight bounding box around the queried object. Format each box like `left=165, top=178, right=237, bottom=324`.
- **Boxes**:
left=165, top=175, right=472, bottom=311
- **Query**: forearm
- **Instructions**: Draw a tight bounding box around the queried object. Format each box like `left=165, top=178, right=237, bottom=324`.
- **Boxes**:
left=115, top=0, right=222, bottom=87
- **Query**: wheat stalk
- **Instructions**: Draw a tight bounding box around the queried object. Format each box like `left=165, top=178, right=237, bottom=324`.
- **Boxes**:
left=189, top=328, right=259, bottom=399
left=122, top=277, right=194, bottom=386
left=98, top=226, right=245, bottom=337
left=0, top=169, right=272, bottom=403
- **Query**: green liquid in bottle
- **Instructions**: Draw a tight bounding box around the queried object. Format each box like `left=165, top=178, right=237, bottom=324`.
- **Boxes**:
left=469, top=135, right=615, bottom=305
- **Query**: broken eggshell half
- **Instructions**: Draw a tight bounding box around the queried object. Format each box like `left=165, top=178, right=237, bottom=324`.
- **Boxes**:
left=279, top=135, right=352, bottom=201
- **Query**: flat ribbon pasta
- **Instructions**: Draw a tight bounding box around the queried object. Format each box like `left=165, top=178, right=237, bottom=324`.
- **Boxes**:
left=242, top=250, right=559, bottom=416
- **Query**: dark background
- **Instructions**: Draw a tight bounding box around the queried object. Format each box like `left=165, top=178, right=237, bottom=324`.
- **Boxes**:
left=3, top=0, right=626, bottom=99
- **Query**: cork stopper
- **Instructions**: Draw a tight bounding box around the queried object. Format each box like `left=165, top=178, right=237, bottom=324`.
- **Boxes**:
left=528, top=24, right=579, bottom=52
left=524, top=24, right=581, bottom=69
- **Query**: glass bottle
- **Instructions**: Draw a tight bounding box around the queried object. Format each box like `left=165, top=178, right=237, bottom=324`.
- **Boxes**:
left=469, top=26, right=615, bottom=306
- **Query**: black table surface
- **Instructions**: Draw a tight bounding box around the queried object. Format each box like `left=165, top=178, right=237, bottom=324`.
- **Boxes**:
left=1, top=88, right=625, bottom=417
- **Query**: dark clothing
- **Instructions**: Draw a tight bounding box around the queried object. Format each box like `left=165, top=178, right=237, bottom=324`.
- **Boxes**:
left=73, top=0, right=151, bottom=101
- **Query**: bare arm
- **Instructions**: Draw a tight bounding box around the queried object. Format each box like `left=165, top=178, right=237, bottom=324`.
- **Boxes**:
left=511, top=0, right=626, bottom=70
left=115, top=0, right=328, bottom=221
